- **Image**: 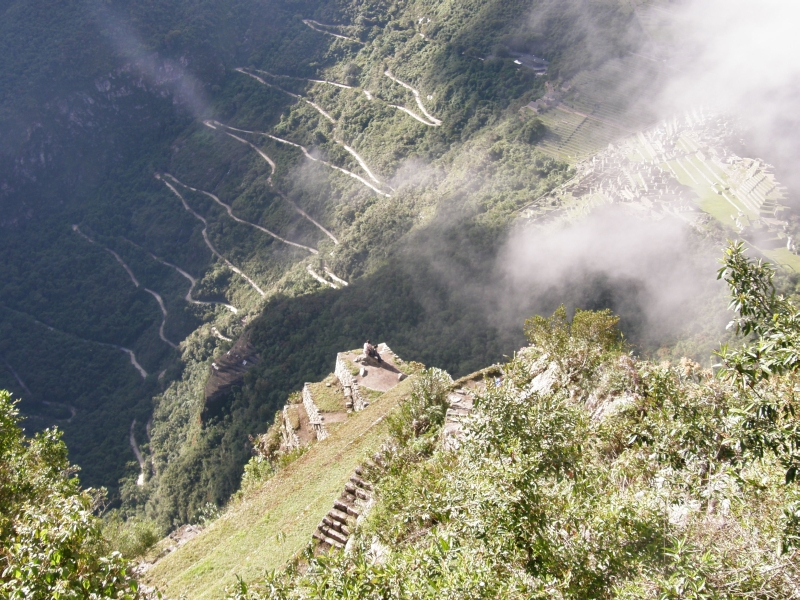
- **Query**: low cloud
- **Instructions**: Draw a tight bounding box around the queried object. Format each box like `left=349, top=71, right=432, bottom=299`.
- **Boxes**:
left=493, top=207, right=727, bottom=351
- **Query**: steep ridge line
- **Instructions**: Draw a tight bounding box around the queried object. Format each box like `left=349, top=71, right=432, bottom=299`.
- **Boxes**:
left=236, top=68, right=336, bottom=124
left=130, top=419, right=146, bottom=486
left=239, top=70, right=387, bottom=186
left=214, top=122, right=391, bottom=198
left=156, top=174, right=266, bottom=298
left=163, top=173, right=319, bottom=255
left=0, top=304, right=148, bottom=379
left=204, top=121, right=340, bottom=244
left=73, top=225, right=179, bottom=349
left=121, top=236, right=239, bottom=313
left=301, top=19, right=363, bottom=43
left=384, top=70, right=442, bottom=126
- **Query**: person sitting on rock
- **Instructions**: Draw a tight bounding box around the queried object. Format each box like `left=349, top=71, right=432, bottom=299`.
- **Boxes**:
left=364, top=340, right=383, bottom=363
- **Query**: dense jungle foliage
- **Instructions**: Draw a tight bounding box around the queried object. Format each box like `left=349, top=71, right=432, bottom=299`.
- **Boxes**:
left=228, top=244, right=800, bottom=599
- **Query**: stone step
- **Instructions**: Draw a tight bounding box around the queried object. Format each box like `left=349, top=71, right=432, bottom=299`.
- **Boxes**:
left=350, top=475, right=373, bottom=491
left=323, top=535, right=345, bottom=549
left=355, top=488, right=370, bottom=501
left=334, top=499, right=360, bottom=517
left=328, top=508, right=350, bottom=524
left=342, top=492, right=357, bottom=504
left=320, top=525, right=348, bottom=545
left=322, top=516, right=342, bottom=532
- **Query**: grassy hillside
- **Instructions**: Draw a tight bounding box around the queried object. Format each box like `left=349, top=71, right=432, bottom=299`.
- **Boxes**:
left=144, top=376, right=415, bottom=598
left=222, top=247, right=800, bottom=599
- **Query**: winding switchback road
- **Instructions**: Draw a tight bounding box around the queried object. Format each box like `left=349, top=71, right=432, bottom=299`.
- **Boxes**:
left=144, top=288, right=178, bottom=349
left=238, top=70, right=393, bottom=186
left=164, top=173, right=319, bottom=254
left=384, top=70, right=442, bottom=126
left=301, top=19, right=363, bottom=43
left=1, top=355, right=32, bottom=396
left=236, top=68, right=336, bottom=124
left=1, top=304, right=148, bottom=379
left=254, top=69, right=353, bottom=89
left=324, top=267, right=349, bottom=287
left=73, top=225, right=140, bottom=286
left=73, top=225, right=179, bottom=349
left=157, top=174, right=267, bottom=298
left=144, top=250, right=238, bottom=313
left=205, top=121, right=340, bottom=244
left=215, top=122, right=390, bottom=198
left=306, top=265, right=338, bottom=288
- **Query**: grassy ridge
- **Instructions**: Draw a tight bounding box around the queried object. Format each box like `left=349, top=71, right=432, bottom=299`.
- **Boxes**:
left=145, top=376, right=414, bottom=598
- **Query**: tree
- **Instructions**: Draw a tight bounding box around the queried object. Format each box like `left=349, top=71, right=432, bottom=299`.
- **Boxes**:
left=0, top=391, right=142, bottom=599
left=717, top=241, right=800, bottom=484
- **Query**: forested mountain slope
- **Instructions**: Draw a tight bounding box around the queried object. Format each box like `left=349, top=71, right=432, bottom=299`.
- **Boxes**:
left=1, top=0, right=715, bottom=530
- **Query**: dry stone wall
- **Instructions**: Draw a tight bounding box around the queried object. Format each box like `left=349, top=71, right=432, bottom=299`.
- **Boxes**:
left=335, top=354, right=366, bottom=411
left=302, top=383, right=329, bottom=441
left=280, top=406, right=301, bottom=451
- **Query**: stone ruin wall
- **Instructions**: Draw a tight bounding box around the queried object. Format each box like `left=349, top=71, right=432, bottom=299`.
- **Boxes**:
left=335, top=354, right=366, bottom=411
left=280, top=405, right=301, bottom=452
left=302, top=383, right=329, bottom=441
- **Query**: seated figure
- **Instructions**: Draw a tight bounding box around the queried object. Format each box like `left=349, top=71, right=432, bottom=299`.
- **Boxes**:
left=363, top=339, right=383, bottom=363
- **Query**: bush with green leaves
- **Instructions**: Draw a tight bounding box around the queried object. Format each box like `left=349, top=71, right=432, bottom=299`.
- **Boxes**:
left=228, top=277, right=800, bottom=598
left=0, top=390, right=142, bottom=599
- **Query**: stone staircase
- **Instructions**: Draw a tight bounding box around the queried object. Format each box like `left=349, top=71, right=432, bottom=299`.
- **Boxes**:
left=312, top=466, right=374, bottom=550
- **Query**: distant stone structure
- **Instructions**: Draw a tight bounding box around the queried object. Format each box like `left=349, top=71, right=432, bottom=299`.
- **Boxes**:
left=273, top=343, right=406, bottom=454
left=203, top=333, right=260, bottom=420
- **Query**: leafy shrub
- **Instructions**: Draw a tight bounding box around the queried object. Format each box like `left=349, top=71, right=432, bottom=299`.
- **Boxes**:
left=0, top=391, right=142, bottom=598
left=386, top=367, right=453, bottom=446
left=102, top=511, right=162, bottom=559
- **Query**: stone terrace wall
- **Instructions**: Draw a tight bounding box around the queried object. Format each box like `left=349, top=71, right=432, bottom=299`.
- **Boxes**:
left=280, top=406, right=301, bottom=451
left=335, top=354, right=366, bottom=411
left=302, top=383, right=329, bottom=441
